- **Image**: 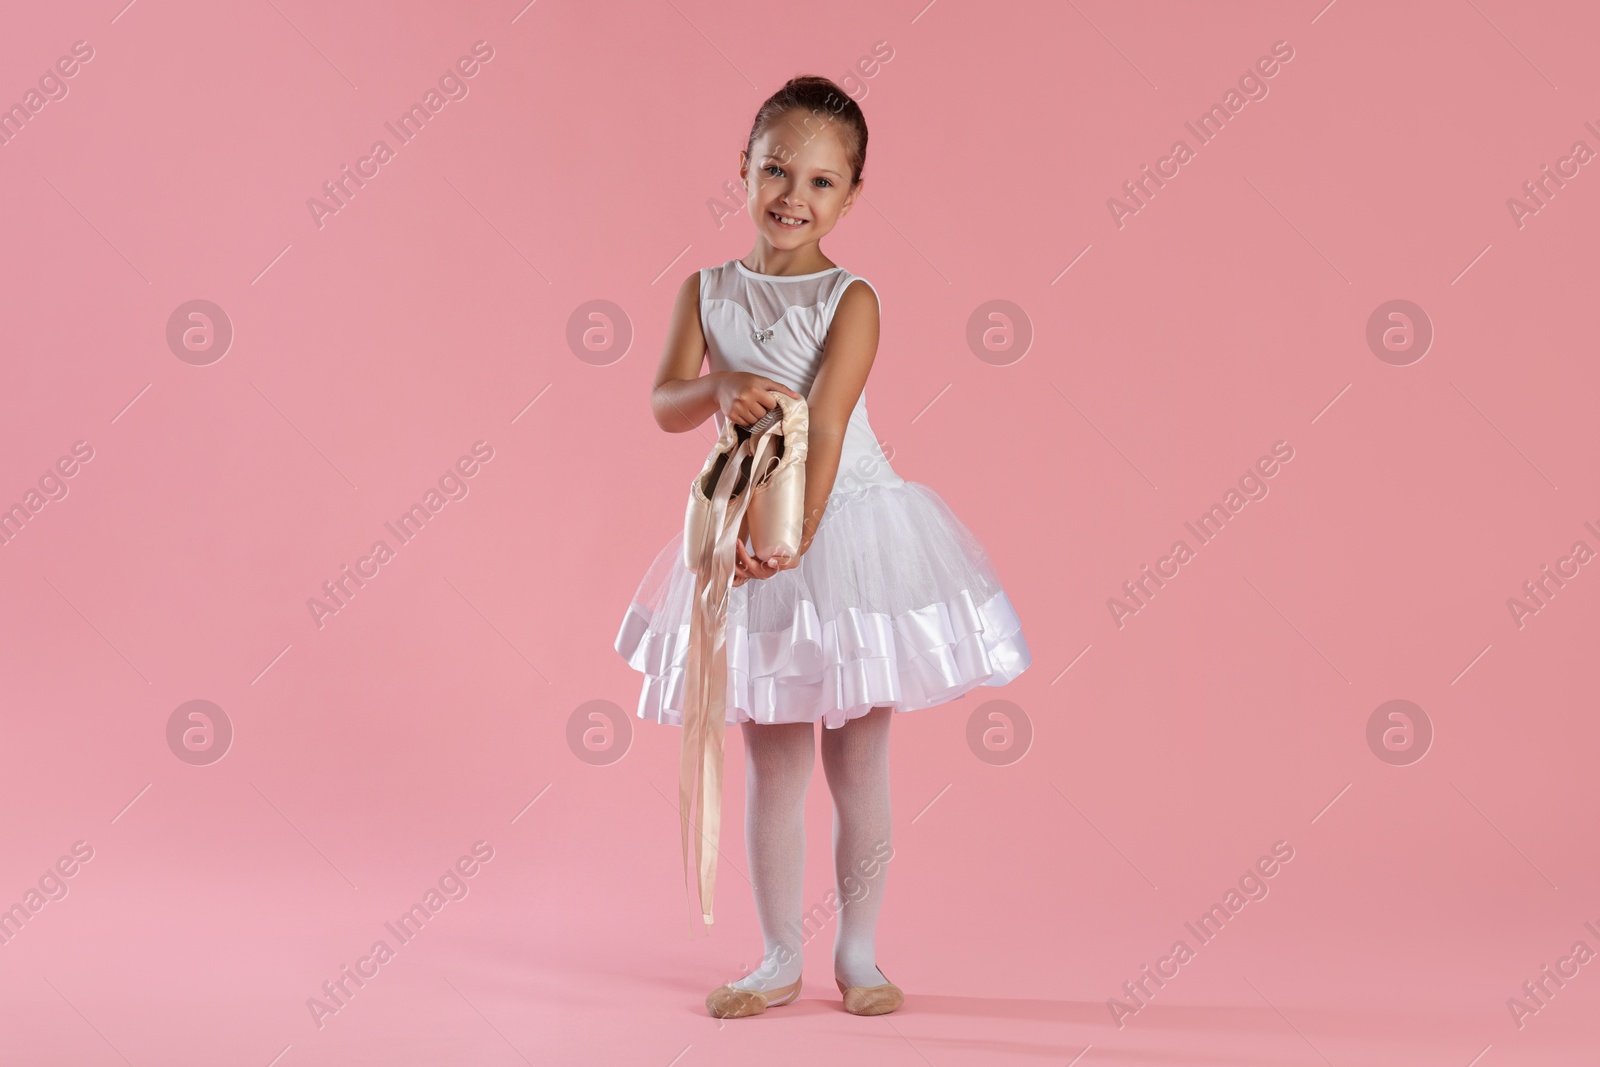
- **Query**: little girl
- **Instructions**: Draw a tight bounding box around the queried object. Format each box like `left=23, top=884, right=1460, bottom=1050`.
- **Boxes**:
left=613, top=75, right=1032, bottom=1018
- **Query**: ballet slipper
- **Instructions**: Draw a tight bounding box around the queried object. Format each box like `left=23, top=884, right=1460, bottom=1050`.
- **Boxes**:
left=835, top=969, right=904, bottom=1016
left=705, top=975, right=803, bottom=1018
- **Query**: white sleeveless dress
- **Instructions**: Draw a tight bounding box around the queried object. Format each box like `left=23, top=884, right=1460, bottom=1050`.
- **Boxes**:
left=614, top=258, right=1032, bottom=729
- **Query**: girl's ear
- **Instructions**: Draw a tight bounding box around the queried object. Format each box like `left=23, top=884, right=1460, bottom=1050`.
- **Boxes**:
left=840, top=178, right=865, bottom=217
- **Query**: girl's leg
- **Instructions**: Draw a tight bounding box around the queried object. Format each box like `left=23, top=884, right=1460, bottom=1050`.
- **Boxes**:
left=820, top=705, right=893, bottom=988
left=728, top=719, right=814, bottom=992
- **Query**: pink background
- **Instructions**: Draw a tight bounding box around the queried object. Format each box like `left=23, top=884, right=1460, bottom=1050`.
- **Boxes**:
left=2, top=0, right=1597, bottom=1063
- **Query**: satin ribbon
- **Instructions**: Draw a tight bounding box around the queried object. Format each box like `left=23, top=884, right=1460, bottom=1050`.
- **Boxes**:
left=680, top=424, right=780, bottom=934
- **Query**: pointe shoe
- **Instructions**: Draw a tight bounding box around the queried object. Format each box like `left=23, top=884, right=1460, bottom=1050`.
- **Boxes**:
left=704, top=975, right=803, bottom=1019
left=745, top=394, right=808, bottom=568
left=683, top=415, right=762, bottom=575
left=835, top=969, right=904, bottom=1016
left=683, top=394, right=808, bottom=574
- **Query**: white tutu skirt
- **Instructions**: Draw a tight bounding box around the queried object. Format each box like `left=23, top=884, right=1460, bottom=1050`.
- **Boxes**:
left=614, top=480, right=1032, bottom=730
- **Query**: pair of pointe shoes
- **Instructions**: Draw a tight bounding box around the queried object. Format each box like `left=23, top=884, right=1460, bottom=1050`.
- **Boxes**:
left=704, top=970, right=904, bottom=1018
left=682, top=393, right=809, bottom=576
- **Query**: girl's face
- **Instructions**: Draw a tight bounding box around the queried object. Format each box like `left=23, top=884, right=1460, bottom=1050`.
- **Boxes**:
left=740, top=108, right=861, bottom=250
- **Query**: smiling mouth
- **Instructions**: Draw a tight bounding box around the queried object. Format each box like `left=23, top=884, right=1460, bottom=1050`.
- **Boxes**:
left=769, top=211, right=809, bottom=228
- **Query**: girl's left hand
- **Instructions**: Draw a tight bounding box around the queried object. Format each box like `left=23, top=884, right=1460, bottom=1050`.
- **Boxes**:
left=732, top=540, right=774, bottom=587
left=732, top=541, right=799, bottom=586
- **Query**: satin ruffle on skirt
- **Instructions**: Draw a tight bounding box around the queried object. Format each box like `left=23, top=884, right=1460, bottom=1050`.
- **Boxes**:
left=615, top=480, right=1032, bottom=729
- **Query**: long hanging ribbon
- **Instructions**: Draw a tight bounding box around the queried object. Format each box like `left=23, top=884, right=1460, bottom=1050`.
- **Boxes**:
left=680, top=422, right=780, bottom=935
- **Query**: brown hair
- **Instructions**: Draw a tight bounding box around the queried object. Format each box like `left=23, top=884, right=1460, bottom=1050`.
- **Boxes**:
left=745, top=75, right=868, bottom=188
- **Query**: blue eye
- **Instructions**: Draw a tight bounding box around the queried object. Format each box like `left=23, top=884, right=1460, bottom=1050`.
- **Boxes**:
left=814, top=178, right=832, bottom=188
left=763, top=165, right=784, bottom=178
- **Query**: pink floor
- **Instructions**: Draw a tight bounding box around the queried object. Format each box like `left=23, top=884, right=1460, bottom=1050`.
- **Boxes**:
left=3, top=0, right=1599, bottom=1064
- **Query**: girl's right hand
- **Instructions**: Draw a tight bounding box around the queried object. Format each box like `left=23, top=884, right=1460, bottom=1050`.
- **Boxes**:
left=715, top=372, right=802, bottom=427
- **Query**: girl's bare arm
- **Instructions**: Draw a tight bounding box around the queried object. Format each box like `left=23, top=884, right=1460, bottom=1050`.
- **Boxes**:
left=651, top=272, right=801, bottom=432
left=650, top=273, right=718, bottom=432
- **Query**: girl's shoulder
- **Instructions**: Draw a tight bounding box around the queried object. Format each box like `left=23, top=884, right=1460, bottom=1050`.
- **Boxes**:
left=827, top=268, right=880, bottom=320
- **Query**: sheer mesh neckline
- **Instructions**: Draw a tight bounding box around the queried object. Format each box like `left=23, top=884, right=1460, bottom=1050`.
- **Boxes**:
left=734, top=259, right=846, bottom=282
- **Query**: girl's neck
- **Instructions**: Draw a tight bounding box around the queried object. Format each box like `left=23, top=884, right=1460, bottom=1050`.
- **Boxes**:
left=741, top=240, right=836, bottom=278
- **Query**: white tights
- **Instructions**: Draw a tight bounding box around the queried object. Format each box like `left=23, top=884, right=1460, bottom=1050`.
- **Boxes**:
left=728, top=705, right=893, bottom=992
